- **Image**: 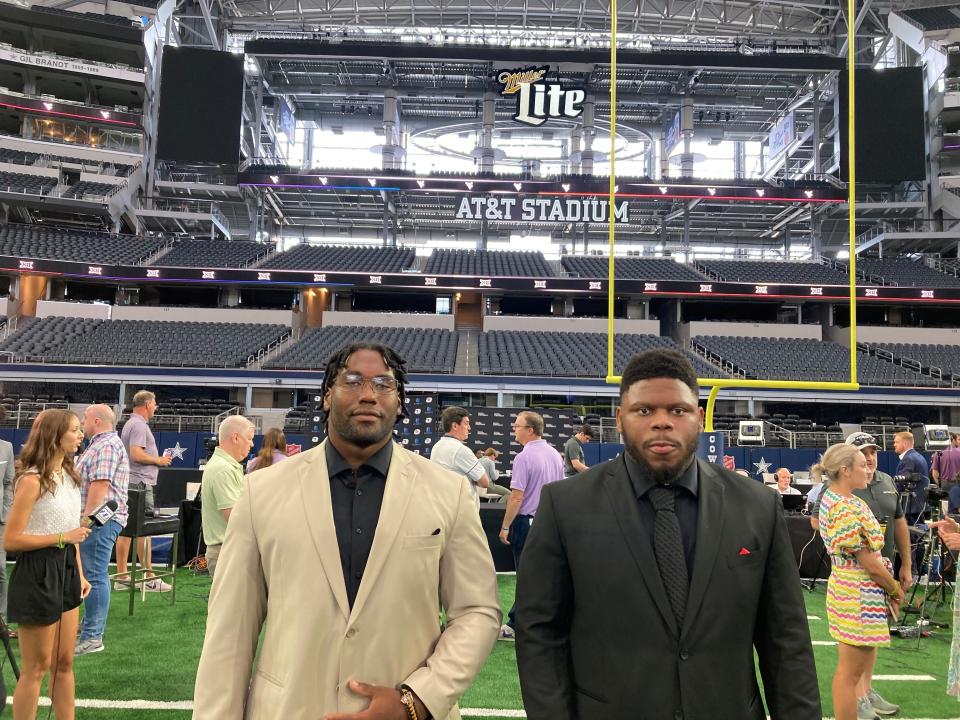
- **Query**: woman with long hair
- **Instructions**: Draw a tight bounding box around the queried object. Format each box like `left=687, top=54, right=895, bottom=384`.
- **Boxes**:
left=5, top=409, right=91, bottom=720
left=246, top=427, right=287, bottom=473
left=816, top=442, right=904, bottom=720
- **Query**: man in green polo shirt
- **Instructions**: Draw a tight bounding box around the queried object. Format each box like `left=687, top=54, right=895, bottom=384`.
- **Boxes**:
left=201, top=415, right=255, bottom=579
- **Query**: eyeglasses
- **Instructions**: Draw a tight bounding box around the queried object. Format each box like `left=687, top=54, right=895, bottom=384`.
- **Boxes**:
left=335, top=372, right=398, bottom=395
left=511, top=424, right=533, bottom=430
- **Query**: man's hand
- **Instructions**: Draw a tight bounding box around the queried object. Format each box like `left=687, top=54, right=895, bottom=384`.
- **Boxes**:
left=899, top=564, right=913, bottom=592
left=941, top=532, right=960, bottom=552
left=323, top=680, right=426, bottom=720
left=931, top=517, right=960, bottom=536
left=498, top=529, right=510, bottom=545
left=156, top=454, right=173, bottom=467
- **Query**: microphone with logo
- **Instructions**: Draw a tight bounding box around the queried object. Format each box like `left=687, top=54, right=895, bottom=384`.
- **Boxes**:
left=83, top=499, right=119, bottom=528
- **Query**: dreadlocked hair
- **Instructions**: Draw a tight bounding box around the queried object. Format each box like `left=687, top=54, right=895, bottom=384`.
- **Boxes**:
left=318, top=341, right=409, bottom=422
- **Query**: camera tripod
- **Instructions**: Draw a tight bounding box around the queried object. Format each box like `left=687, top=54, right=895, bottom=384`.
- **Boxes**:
left=0, top=612, right=20, bottom=683
left=897, top=500, right=954, bottom=647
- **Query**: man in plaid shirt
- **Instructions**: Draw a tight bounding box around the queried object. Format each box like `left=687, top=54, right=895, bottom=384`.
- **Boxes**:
left=75, top=404, right=129, bottom=656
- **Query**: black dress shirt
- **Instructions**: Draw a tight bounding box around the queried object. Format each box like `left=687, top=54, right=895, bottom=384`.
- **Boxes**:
left=624, top=452, right=699, bottom=579
left=326, top=440, right=393, bottom=609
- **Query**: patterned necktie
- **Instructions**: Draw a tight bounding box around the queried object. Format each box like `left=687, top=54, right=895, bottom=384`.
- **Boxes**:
left=649, top=484, right=689, bottom=627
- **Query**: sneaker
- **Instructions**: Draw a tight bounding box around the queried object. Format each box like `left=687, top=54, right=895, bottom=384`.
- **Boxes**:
left=858, top=696, right=881, bottom=720
left=497, top=624, right=515, bottom=642
left=74, top=638, right=104, bottom=656
left=867, top=689, right=900, bottom=716
left=113, top=581, right=131, bottom=591
left=144, top=578, right=172, bottom=593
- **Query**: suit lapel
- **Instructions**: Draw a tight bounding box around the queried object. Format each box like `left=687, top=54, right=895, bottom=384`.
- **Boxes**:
left=682, top=460, right=726, bottom=639
left=298, top=441, right=350, bottom=620
left=349, top=443, right=415, bottom=622
left=603, top=457, right=679, bottom=638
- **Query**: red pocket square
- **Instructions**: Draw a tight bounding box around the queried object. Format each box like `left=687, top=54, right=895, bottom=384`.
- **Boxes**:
left=738, top=547, right=751, bottom=556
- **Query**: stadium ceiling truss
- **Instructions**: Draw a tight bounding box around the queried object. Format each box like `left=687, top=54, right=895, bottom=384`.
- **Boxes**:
left=222, top=0, right=873, bottom=42
left=152, top=0, right=930, bottom=248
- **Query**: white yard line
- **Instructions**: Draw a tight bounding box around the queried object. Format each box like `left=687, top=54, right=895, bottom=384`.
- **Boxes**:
left=872, top=674, right=937, bottom=681
left=812, top=640, right=839, bottom=645
left=14, top=698, right=950, bottom=719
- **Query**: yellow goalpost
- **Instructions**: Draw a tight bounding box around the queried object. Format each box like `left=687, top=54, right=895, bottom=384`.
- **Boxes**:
left=604, top=0, right=861, bottom=430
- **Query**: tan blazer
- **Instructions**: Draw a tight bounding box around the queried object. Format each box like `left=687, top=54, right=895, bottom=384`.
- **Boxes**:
left=193, top=441, right=501, bottom=720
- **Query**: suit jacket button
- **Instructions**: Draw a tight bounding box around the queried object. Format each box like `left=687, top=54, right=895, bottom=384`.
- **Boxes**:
left=346, top=628, right=358, bottom=638
left=679, top=649, right=689, bottom=661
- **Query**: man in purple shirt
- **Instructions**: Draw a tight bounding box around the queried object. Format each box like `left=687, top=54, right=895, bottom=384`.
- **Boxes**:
left=498, top=410, right=563, bottom=640
left=932, top=433, right=960, bottom=512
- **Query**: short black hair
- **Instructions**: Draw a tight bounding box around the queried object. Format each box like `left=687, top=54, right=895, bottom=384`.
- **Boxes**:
left=578, top=424, right=595, bottom=438
left=620, top=348, right=699, bottom=398
left=319, top=341, right=408, bottom=422
left=441, top=405, right=470, bottom=432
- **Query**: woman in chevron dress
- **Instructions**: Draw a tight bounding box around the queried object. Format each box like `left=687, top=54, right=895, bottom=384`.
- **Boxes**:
left=816, top=443, right=904, bottom=720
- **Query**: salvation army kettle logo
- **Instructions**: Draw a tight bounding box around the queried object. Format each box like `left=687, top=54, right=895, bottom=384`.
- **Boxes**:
left=498, top=66, right=585, bottom=127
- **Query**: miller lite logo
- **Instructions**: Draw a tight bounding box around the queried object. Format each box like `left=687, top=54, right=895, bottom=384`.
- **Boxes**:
left=18, top=260, right=33, bottom=270
left=478, top=278, right=492, bottom=288
left=146, top=269, right=160, bottom=278
left=313, top=273, right=326, bottom=282
left=810, top=287, right=823, bottom=296
left=865, top=288, right=878, bottom=297
left=257, top=272, right=271, bottom=281
left=588, top=281, right=602, bottom=290
left=202, top=271, right=216, bottom=279
left=498, top=66, right=585, bottom=127
left=88, top=266, right=102, bottom=276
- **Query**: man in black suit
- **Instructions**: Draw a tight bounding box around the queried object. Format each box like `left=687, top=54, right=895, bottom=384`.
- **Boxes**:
left=514, top=348, right=820, bottom=720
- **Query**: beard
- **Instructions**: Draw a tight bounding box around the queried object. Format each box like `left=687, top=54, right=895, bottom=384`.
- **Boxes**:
left=624, top=432, right=700, bottom=485
left=328, top=406, right=394, bottom=448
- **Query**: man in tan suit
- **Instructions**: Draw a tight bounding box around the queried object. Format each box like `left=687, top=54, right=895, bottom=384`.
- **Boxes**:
left=194, top=342, right=501, bottom=720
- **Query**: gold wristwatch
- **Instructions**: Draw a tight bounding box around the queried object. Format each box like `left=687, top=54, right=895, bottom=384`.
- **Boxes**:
left=399, top=686, right=419, bottom=720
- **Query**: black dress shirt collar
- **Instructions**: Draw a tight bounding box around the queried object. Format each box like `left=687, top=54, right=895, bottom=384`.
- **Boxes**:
left=624, top=451, right=699, bottom=500
left=325, top=438, right=393, bottom=480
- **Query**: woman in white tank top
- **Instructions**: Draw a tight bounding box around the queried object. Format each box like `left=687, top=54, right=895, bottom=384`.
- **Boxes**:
left=4, top=409, right=91, bottom=720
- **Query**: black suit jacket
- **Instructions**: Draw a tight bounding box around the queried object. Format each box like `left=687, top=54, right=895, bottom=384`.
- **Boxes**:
left=514, top=456, right=821, bottom=720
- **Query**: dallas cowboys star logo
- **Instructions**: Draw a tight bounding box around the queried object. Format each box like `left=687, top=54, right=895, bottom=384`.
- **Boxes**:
left=753, top=456, right=772, bottom=476
left=164, top=442, right=187, bottom=461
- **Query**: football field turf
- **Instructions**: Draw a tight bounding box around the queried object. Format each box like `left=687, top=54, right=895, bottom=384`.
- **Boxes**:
left=5, top=571, right=959, bottom=719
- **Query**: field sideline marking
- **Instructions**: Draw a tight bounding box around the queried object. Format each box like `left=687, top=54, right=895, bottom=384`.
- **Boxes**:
left=872, top=675, right=937, bottom=681
left=14, top=698, right=947, bottom=718
left=812, top=640, right=839, bottom=645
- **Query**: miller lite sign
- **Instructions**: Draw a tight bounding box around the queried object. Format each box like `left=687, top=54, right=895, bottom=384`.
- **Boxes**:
left=498, top=66, right=585, bottom=127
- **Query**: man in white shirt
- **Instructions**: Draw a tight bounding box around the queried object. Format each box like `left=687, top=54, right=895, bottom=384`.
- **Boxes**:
left=430, top=406, right=490, bottom=507
left=774, top=467, right=801, bottom=495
